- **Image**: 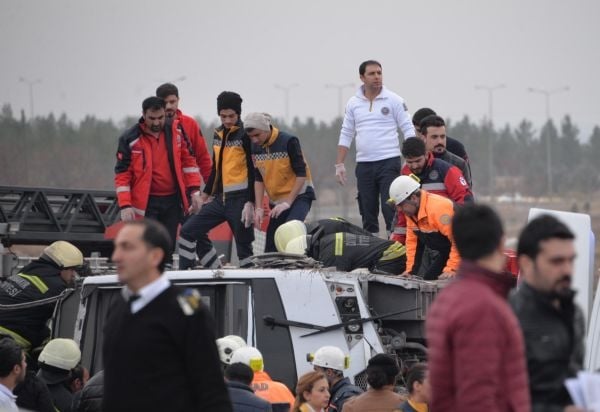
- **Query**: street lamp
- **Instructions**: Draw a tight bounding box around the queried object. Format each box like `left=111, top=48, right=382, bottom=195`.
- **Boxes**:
left=325, top=83, right=354, bottom=118
left=274, top=83, right=299, bottom=124
left=475, top=84, right=505, bottom=198
left=528, top=86, right=570, bottom=195
left=19, top=77, right=41, bottom=119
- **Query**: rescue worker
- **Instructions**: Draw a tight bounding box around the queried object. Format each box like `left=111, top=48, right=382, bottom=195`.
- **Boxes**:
left=389, top=176, right=460, bottom=280
left=310, top=346, right=362, bottom=412
left=412, top=107, right=469, bottom=162
left=231, top=346, right=295, bottom=411
left=114, top=96, right=202, bottom=263
left=391, top=138, right=472, bottom=244
left=419, top=115, right=472, bottom=189
left=284, top=232, right=406, bottom=275
left=399, top=363, right=430, bottom=412
left=217, top=335, right=248, bottom=367
left=156, top=82, right=212, bottom=183
left=245, top=112, right=316, bottom=252
left=36, top=338, right=81, bottom=412
left=178, top=92, right=255, bottom=269
left=0, top=241, right=83, bottom=350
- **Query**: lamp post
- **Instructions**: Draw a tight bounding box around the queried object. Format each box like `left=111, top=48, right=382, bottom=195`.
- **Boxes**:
left=274, top=83, right=299, bottom=124
left=475, top=84, right=505, bottom=198
left=528, top=86, right=570, bottom=195
left=325, top=83, right=354, bottom=118
left=19, top=77, right=41, bottom=119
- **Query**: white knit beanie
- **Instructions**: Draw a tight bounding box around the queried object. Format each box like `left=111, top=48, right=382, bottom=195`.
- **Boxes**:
left=244, top=112, right=272, bottom=131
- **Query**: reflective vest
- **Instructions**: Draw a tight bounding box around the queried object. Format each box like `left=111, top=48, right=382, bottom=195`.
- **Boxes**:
left=212, top=124, right=251, bottom=194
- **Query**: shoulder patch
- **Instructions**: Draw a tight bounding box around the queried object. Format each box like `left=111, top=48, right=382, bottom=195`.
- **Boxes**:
left=459, top=176, right=467, bottom=186
left=177, top=288, right=202, bottom=316
left=439, top=214, right=452, bottom=225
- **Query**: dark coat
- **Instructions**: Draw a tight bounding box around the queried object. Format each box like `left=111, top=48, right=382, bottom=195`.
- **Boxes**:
left=227, top=381, right=272, bottom=412
left=73, top=370, right=104, bottom=412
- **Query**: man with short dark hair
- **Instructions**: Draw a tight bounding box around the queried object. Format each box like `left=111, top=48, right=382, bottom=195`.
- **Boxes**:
left=103, top=220, right=231, bottom=411
left=114, top=97, right=202, bottom=264
left=0, top=337, right=26, bottom=411
left=412, top=107, right=469, bottom=161
left=156, top=82, right=212, bottom=184
left=510, top=215, right=585, bottom=412
left=335, top=60, right=416, bottom=235
left=224, top=363, right=272, bottom=412
left=426, top=204, right=530, bottom=412
left=419, top=115, right=472, bottom=188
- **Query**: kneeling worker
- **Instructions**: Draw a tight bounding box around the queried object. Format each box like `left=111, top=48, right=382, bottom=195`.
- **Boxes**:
left=389, top=175, right=460, bottom=280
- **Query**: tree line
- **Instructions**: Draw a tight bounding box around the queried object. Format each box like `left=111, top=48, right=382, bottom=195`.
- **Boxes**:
left=1, top=103, right=599, bottom=200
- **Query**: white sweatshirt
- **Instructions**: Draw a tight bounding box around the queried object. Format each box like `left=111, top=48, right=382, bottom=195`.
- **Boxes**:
left=338, top=86, right=416, bottom=162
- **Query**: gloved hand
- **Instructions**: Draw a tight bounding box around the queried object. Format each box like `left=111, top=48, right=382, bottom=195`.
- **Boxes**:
left=254, top=207, right=264, bottom=228
left=240, top=202, right=255, bottom=228
left=189, top=191, right=203, bottom=214
left=439, top=271, right=456, bottom=280
left=335, top=163, right=347, bottom=186
left=270, top=202, right=290, bottom=218
left=120, top=207, right=136, bottom=222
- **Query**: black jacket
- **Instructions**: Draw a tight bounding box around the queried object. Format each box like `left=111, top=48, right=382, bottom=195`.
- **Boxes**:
left=73, top=370, right=104, bottom=412
left=15, top=371, right=56, bottom=412
left=328, top=377, right=362, bottom=412
left=227, top=381, right=272, bottom=412
left=509, top=282, right=585, bottom=411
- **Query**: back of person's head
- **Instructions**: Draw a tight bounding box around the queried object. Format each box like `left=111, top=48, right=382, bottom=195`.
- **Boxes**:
left=401, top=137, right=427, bottom=158
left=0, top=337, right=22, bottom=378
left=419, top=115, right=445, bottom=135
left=156, top=83, right=179, bottom=99
left=225, top=362, right=254, bottom=386
left=517, top=214, right=574, bottom=260
left=453, top=204, right=504, bottom=260
left=142, top=96, right=166, bottom=113
left=230, top=346, right=264, bottom=372
left=294, top=371, right=327, bottom=412
left=406, top=363, right=427, bottom=394
left=359, top=60, right=382, bottom=76
left=366, top=354, right=399, bottom=389
left=412, top=108, right=436, bottom=127
left=124, top=219, right=172, bottom=272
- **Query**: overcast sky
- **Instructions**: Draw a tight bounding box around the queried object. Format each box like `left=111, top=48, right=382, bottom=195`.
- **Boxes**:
left=2, top=0, right=599, bottom=138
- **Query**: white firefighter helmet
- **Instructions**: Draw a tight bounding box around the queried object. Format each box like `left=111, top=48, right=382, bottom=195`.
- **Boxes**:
left=284, top=235, right=309, bottom=255
left=389, top=175, right=421, bottom=205
left=43, top=241, right=84, bottom=268
left=274, top=220, right=307, bottom=252
left=230, top=346, right=264, bottom=372
left=312, top=346, right=349, bottom=371
left=38, top=338, right=81, bottom=371
left=216, top=335, right=247, bottom=365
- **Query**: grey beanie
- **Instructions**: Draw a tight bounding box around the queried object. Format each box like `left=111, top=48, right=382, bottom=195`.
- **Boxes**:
left=244, top=112, right=272, bottom=131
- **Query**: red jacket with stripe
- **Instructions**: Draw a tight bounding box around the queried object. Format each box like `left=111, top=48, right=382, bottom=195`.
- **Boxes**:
left=176, top=110, right=212, bottom=183
left=114, top=118, right=201, bottom=216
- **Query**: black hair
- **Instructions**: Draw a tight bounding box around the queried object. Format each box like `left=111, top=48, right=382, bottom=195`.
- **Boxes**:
left=419, top=115, right=445, bottom=136
left=366, top=354, right=399, bottom=389
left=406, top=363, right=427, bottom=394
left=453, top=204, right=504, bottom=260
left=125, top=219, right=173, bottom=272
left=402, top=138, right=427, bottom=158
left=142, top=96, right=166, bottom=113
left=224, top=362, right=254, bottom=386
left=66, top=364, right=85, bottom=387
left=412, top=108, right=436, bottom=127
left=359, top=60, right=382, bottom=76
left=517, top=215, right=575, bottom=260
left=0, top=337, right=23, bottom=378
left=156, top=83, right=179, bottom=99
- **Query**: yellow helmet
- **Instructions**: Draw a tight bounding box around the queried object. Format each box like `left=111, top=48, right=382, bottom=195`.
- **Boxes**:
left=284, top=235, right=309, bottom=255
left=43, top=241, right=83, bottom=268
left=274, top=220, right=307, bottom=252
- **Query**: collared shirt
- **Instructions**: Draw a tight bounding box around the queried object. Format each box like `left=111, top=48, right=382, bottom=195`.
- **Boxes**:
left=0, top=383, right=18, bottom=412
left=121, top=275, right=170, bottom=314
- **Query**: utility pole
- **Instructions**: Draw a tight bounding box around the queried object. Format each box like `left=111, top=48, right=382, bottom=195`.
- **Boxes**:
left=325, top=83, right=354, bottom=118
left=274, top=83, right=298, bottom=124
left=19, top=77, right=41, bottom=119
left=528, top=86, right=570, bottom=195
left=475, top=84, right=505, bottom=198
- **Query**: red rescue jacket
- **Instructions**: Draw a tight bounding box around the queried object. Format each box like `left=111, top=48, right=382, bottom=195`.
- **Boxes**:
left=176, top=110, right=212, bottom=183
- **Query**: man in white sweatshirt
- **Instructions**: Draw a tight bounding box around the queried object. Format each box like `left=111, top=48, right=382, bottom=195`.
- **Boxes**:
left=335, top=60, right=416, bottom=236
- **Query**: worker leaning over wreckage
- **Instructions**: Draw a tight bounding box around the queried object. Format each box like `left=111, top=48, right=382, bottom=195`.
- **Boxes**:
left=0, top=241, right=83, bottom=350
left=275, top=218, right=406, bottom=275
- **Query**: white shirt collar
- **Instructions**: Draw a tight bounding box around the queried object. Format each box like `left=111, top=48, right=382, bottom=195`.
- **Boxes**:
left=0, top=382, right=17, bottom=401
left=121, top=275, right=170, bottom=314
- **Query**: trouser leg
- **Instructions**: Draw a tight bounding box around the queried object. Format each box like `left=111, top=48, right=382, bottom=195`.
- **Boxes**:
left=355, top=161, right=379, bottom=234
left=146, top=194, right=182, bottom=265
left=264, top=197, right=312, bottom=253
left=224, top=195, right=255, bottom=267
left=376, top=156, right=402, bottom=233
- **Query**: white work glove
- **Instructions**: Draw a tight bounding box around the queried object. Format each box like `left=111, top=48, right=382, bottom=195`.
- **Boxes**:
left=189, top=191, right=203, bottom=214
left=335, top=163, right=347, bottom=186
left=120, top=207, right=136, bottom=222
left=270, top=202, right=290, bottom=218
left=254, top=207, right=264, bottom=228
left=240, top=202, right=255, bottom=228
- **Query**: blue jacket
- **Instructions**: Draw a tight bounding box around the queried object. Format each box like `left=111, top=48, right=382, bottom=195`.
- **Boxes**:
left=227, top=381, right=273, bottom=412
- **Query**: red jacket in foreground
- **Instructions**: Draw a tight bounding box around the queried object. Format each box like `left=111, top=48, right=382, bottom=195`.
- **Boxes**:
left=426, top=260, right=531, bottom=412
left=176, top=109, right=212, bottom=183
left=114, top=118, right=201, bottom=216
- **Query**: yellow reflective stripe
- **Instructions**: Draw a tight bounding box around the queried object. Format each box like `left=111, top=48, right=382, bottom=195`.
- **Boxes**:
left=380, top=243, right=407, bottom=261
left=18, top=273, right=49, bottom=294
left=335, top=233, right=344, bottom=256
left=0, top=325, right=31, bottom=350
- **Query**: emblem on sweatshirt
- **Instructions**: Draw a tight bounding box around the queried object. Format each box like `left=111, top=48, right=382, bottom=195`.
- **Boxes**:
left=177, top=288, right=202, bottom=316
left=439, top=214, right=451, bottom=225
left=381, top=107, right=390, bottom=115
left=429, top=170, right=439, bottom=180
